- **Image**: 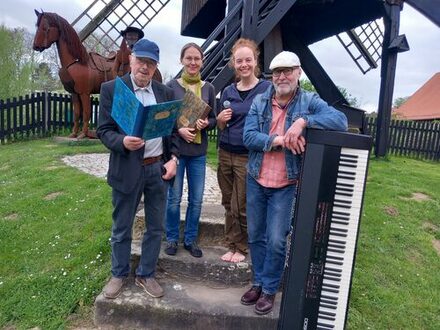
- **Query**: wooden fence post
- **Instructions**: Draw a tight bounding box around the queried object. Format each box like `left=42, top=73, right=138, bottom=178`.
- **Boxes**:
left=44, top=90, right=49, bottom=133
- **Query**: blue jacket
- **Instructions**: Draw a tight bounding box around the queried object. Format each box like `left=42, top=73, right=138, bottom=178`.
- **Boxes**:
left=243, top=85, right=348, bottom=181
left=218, top=79, right=272, bottom=154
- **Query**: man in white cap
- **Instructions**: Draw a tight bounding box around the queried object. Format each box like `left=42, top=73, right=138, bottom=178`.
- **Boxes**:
left=241, top=51, right=348, bottom=315
left=97, top=38, right=179, bottom=299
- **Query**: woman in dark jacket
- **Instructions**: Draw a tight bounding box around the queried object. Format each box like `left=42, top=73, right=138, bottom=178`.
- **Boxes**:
left=164, top=43, right=217, bottom=258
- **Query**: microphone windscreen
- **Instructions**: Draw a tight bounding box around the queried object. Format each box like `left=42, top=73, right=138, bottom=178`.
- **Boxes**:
left=223, top=100, right=231, bottom=109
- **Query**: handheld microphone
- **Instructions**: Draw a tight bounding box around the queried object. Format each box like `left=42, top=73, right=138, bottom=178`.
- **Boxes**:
left=223, top=100, right=231, bottom=109
left=222, top=100, right=231, bottom=127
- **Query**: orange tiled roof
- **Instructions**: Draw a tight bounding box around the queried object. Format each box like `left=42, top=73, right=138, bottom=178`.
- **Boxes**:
left=394, top=72, right=440, bottom=120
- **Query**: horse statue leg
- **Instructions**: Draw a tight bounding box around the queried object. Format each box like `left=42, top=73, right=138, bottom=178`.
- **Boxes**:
left=77, top=93, right=92, bottom=139
left=69, top=93, right=81, bottom=138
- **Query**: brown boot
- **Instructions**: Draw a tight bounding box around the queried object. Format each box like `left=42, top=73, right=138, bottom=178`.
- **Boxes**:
left=241, top=286, right=262, bottom=305
left=135, top=277, right=164, bottom=298
left=255, top=293, right=276, bottom=315
left=103, top=277, right=125, bottom=299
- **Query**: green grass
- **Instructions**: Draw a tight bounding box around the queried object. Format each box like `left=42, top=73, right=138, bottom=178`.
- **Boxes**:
left=0, top=139, right=439, bottom=329
left=348, top=157, right=440, bottom=329
left=0, top=138, right=111, bottom=329
left=207, top=140, right=219, bottom=168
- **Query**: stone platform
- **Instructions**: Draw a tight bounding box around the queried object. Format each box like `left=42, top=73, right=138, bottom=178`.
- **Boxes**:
left=62, top=154, right=281, bottom=329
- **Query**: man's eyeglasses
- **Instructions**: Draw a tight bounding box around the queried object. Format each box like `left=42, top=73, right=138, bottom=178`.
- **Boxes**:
left=136, top=57, right=157, bottom=68
left=272, top=67, right=299, bottom=78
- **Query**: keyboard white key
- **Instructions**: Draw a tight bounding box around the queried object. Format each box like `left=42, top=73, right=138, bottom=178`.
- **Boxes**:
left=317, top=148, right=369, bottom=329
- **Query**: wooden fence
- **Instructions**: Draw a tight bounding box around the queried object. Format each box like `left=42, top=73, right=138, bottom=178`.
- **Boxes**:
left=0, top=92, right=99, bottom=144
left=367, top=117, right=440, bottom=161
left=1, top=92, right=439, bottom=161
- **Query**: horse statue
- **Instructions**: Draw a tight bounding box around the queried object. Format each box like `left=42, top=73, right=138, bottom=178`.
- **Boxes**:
left=32, top=10, right=161, bottom=139
left=112, top=37, right=131, bottom=78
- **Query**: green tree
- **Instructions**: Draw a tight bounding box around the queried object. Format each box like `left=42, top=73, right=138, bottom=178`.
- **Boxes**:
left=300, top=78, right=316, bottom=92
left=0, top=25, right=35, bottom=99
left=300, top=78, right=360, bottom=107
left=393, top=96, right=409, bottom=108
left=339, top=86, right=360, bottom=108
left=32, top=62, right=62, bottom=91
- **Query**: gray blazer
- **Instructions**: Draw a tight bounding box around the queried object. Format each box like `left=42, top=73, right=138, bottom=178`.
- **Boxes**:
left=97, top=73, right=179, bottom=194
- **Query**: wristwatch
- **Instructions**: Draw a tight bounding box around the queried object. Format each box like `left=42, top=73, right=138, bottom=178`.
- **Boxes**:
left=171, top=155, right=179, bottom=165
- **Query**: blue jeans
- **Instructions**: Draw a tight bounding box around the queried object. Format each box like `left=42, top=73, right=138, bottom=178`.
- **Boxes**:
left=166, top=155, right=206, bottom=245
left=247, top=175, right=296, bottom=295
left=111, top=161, right=168, bottom=278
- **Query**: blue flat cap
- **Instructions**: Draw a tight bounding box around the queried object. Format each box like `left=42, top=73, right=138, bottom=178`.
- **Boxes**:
left=132, top=39, right=160, bottom=63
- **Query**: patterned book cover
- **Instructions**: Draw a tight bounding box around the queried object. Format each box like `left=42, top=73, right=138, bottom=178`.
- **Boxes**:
left=111, top=77, right=182, bottom=140
left=176, top=89, right=212, bottom=129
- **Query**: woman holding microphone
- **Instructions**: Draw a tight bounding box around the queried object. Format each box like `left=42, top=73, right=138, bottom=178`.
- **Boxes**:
left=216, top=38, right=271, bottom=263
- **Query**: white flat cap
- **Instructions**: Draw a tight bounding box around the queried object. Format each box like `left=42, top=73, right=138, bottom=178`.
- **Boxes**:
left=269, top=51, right=301, bottom=70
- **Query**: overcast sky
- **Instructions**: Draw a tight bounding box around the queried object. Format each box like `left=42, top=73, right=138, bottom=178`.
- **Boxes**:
left=1, top=0, right=439, bottom=112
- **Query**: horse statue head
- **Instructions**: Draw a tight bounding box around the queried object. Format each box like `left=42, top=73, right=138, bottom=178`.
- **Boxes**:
left=33, top=10, right=88, bottom=64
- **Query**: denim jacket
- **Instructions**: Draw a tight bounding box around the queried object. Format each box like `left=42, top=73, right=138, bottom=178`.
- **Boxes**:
left=243, top=85, right=348, bottom=181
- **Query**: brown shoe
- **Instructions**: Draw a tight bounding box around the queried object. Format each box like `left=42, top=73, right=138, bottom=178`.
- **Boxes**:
left=255, top=293, right=276, bottom=315
left=103, top=277, right=125, bottom=299
left=241, top=286, right=262, bottom=305
left=135, top=276, right=164, bottom=298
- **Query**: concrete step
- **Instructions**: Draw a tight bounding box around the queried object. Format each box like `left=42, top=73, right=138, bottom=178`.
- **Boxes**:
left=131, top=241, right=252, bottom=286
left=133, top=203, right=226, bottom=244
left=95, top=275, right=280, bottom=330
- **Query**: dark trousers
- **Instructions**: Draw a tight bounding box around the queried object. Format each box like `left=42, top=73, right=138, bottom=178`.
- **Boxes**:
left=110, top=161, right=168, bottom=278
left=217, top=149, right=248, bottom=254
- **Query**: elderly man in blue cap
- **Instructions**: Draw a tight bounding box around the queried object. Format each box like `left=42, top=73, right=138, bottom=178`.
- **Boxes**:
left=97, top=39, right=179, bottom=299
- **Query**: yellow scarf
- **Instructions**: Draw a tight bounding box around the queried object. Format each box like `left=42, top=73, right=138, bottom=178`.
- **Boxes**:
left=181, top=71, right=203, bottom=144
